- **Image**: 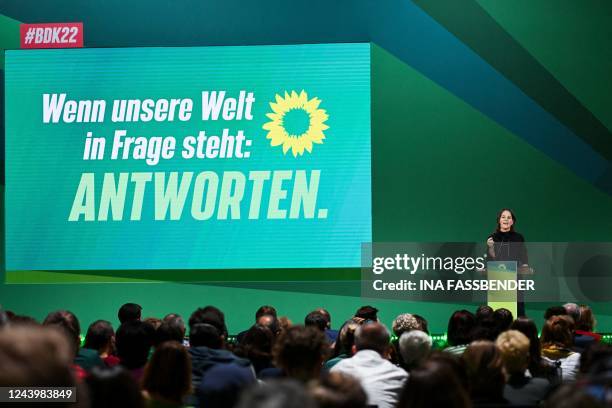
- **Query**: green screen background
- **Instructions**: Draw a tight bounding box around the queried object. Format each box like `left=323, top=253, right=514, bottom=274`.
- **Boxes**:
left=1, top=0, right=612, bottom=334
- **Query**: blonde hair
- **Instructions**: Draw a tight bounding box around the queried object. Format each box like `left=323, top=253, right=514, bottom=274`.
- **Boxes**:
left=496, top=330, right=530, bottom=375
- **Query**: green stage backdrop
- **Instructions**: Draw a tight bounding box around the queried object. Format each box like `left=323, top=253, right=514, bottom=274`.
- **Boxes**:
left=1, top=0, right=612, bottom=334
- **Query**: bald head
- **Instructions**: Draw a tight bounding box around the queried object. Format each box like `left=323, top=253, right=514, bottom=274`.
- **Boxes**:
left=354, top=322, right=390, bottom=355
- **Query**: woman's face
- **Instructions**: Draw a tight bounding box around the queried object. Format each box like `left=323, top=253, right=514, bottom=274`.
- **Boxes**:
left=499, top=210, right=514, bottom=232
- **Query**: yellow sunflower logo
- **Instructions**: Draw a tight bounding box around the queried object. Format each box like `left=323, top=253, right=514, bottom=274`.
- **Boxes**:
left=262, top=90, right=329, bottom=157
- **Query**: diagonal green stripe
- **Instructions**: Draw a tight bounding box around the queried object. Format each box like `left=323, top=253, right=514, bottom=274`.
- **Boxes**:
left=477, top=0, right=612, bottom=135
left=412, top=0, right=612, bottom=160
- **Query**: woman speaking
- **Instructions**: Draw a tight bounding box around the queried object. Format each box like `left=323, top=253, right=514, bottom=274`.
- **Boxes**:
left=487, top=208, right=529, bottom=316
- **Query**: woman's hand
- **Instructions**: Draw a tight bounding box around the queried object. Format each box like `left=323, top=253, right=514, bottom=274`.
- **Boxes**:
left=487, top=237, right=494, bottom=248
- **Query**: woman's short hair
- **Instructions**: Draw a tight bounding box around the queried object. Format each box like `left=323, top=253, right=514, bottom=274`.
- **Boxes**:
left=496, top=330, right=530, bottom=375
left=577, top=305, right=596, bottom=332
left=541, top=315, right=574, bottom=349
left=398, top=330, right=432, bottom=370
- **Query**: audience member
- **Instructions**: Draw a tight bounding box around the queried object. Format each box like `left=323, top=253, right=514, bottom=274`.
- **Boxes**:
left=413, top=314, right=429, bottom=334
left=189, top=306, right=228, bottom=339
left=233, top=324, right=275, bottom=375
left=510, top=317, right=561, bottom=385
left=116, top=320, right=154, bottom=382
left=493, top=307, right=514, bottom=337
left=188, top=322, right=253, bottom=390
left=83, top=319, right=119, bottom=367
left=236, top=380, right=317, bottom=408
left=309, top=371, right=368, bottom=408
left=354, top=305, right=378, bottom=322
left=392, top=313, right=421, bottom=337
left=44, top=310, right=105, bottom=374
left=144, top=317, right=162, bottom=331
left=496, top=330, right=552, bottom=406
left=541, top=315, right=581, bottom=381
left=142, top=341, right=192, bottom=407
left=272, top=325, right=328, bottom=382
left=445, top=310, right=476, bottom=355
left=155, top=315, right=186, bottom=346
left=397, top=359, right=470, bottom=408
left=462, top=340, right=507, bottom=406
left=315, top=307, right=339, bottom=343
left=0, top=325, right=85, bottom=407
left=574, top=305, right=601, bottom=352
left=398, top=330, right=432, bottom=371
left=563, top=303, right=581, bottom=323
left=86, top=366, right=145, bottom=408
left=305, top=310, right=328, bottom=332
left=236, top=305, right=277, bottom=343
left=331, top=322, right=407, bottom=408
left=544, top=306, right=567, bottom=320
left=118, top=303, right=142, bottom=324
left=197, top=363, right=256, bottom=408
left=325, top=319, right=359, bottom=369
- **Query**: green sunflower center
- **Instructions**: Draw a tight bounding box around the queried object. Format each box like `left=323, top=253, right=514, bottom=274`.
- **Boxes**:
left=283, top=108, right=310, bottom=136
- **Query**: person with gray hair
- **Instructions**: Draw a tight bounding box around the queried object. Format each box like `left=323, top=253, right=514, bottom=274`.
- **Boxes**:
left=331, top=322, right=408, bottom=408
left=398, top=330, right=432, bottom=371
left=392, top=313, right=421, bottom=337
left=563, top=303, right=580, bottom=323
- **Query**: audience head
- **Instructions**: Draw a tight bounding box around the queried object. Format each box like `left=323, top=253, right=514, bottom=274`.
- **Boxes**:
left=115, top=320, right=154, bottom=369
left=142, top=341, right=191, bottom=404
left=237, top=380, right=317, bottom=408
left=413, top=314, right=429, bottom=334
left=197, top=363, right=256, bottom=408
left=189, top=323, right=223, bottom=349
left=541, top=315, right=575, bottom=349
left=475, top=305, right=494, bottom=321
left=155, top=315, right=186, bottom=345
left=238, top=324, right=273, bottom=361
left=462, top=340, right=505, bottom=402
left=447, top=310, right=475, bottom=346
left=8, top=314, right=39, bottom=327
left=189, top=306, right=227, bottom=338
left=577, top=305, right=596, bottom=332
left=392, top=313, right=421, bottom=337
left=305, top=311, right=328, bottom=332
left=397, top=359, right=470, bottom=408
left=144, top=317, right=162, bottom=330
left=544, top=305, right=567, bottom=320
left=278, top=316, right=292, bottom=332
left=256, top=314, right=280, bottom=336
left=273, top=325, right=328, bottom=382
left=510, top=317, right=541, bottom=366
left=309, top=372, right=368, bottom=408
left=42, top=310, right=81, bottom=357
left=354, top=305, right=378, bottom=322
left=354, top=322, right=390, bottom=356
left=84, top=319, right=114, bottom=354
left=496, top=330, right=530, bottom=376
left=398, top=330, right=432, bottom=370
left=315, top=308, right=332, bottom=328
left=333, top=319, right=359, bottom=357
left=563, top=303, right=581, bottom=323
left=86, top=366, right=145, bottom=408
left=493, top=308, right=514, bottom=332
left=118, top=303, right=142, bottom=324
left=428, top=351, right=469, bottom=390
left=0, top=326, right=75, bottom=387
left=255, top=305, right=277, bottom=320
